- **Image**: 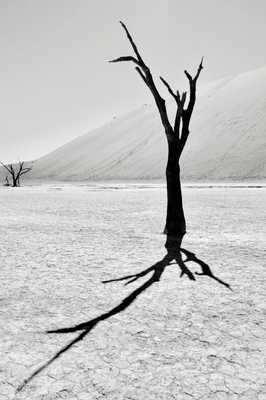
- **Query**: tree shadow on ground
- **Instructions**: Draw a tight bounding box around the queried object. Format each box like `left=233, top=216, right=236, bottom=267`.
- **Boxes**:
left=18, top=236, right=231, bottom=391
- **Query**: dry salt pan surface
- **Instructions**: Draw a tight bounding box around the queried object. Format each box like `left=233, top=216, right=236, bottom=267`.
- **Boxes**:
left=1, top=184, right=266, bottom=400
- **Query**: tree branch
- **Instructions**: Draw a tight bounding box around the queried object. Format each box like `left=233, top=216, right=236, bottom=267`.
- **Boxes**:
left=109, top=56, right=140, bottom=66
left=19, top=167, right=32, bottom=177
left=194, top=57, right=204, bottom=83
left=135, top=67, right=147, bottom=84
left=185, top=57, right=204, bottom=114
left=111, top=21, right=173, bottom=137
left=17, top=161, right=24, bottom=175
left=184, top=70, right=192, bottom=82
left=1, top=162, right=12, bottom=174
left=119, top=21, right=145, bottom=65
left=184, top=58, right=203, bottom=84
left=179, top=57, right=204, bottom=155
left=160, top=76, right=177, bottom=101
left=174, top=92, right=187, bottom=137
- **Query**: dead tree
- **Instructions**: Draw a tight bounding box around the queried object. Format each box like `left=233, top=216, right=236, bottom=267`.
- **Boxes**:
left=110, top=21, right=203, bottom=246
left=1, top=160, right=32, bottom=187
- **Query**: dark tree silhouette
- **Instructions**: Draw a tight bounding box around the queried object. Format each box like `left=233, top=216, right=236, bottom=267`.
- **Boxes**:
left=110, top=22, right=203, bottom=245
left=1, top=160, right=32, bottom=187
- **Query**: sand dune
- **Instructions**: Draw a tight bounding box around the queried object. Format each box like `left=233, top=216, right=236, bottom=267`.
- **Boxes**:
left=1, top=66, right=266, bottom=183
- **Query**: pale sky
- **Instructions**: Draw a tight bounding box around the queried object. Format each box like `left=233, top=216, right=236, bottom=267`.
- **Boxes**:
left=1, top=0, right=266, bottom=163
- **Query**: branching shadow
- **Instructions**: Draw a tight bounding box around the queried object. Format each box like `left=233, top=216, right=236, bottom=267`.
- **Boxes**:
left=180, top=247, right=231, bottom=289
left=17, top=236, right=231, bottom=391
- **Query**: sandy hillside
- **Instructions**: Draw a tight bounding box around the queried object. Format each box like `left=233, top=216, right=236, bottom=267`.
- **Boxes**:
left=1, top=66, right=266, bottom=183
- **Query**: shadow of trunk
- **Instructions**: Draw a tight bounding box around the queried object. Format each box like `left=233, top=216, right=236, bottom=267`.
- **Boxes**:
left=17, top=235, right=231, bottom=391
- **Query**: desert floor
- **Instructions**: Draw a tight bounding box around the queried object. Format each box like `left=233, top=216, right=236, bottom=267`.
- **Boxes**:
left=1, top=184, right=266, bottom=400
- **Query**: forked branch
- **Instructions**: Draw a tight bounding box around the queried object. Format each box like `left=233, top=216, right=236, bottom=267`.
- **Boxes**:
left=178, top=57, right=204, bottom=155
left=17, top=161, right=32, bottom=176
left=109, top=21, right=172, bottom=135
left=119, top=21, right=145, bottom=65
left=184, top=57, right=204, bottom=84
left=159, top=76, right=187, bottom=136
left=184, top=57, right=204, bottom=115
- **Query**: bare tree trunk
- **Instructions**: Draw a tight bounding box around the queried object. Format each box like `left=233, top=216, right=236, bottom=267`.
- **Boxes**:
left=164, top=139, right=186, bottom=236
left=12, top=176, right=18, bottom=187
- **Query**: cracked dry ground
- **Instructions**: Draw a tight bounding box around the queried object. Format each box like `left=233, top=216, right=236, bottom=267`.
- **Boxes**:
left=1, top=185, right=266, bottom=400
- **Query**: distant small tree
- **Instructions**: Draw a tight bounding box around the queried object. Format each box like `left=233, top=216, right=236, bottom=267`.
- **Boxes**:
left=4, top=176, right=10, bottom=186
left=110, top=22, right=203, bottom=247
left=1, top=160, right=32, bottom=187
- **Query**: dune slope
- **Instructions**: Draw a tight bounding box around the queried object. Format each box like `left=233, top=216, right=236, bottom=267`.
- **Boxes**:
left=2, top=66, right=266, bottom=183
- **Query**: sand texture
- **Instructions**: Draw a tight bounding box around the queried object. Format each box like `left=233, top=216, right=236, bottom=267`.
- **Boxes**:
left=1, top=185, right=266, bottom=399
